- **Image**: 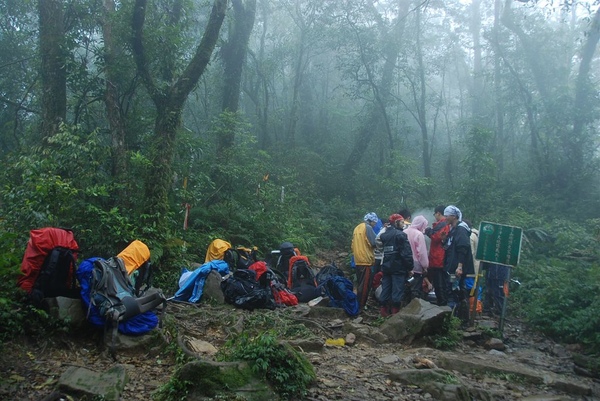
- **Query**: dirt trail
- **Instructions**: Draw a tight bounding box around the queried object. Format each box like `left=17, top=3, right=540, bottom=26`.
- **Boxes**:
left=1, top=300, right=598, bottom=401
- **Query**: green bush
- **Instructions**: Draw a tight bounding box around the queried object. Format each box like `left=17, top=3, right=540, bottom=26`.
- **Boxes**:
left=218, top=331, right=316, bottom=398
left=428, top=315, right=462, bottom=350
left=511, top=218, right=600, bottom=353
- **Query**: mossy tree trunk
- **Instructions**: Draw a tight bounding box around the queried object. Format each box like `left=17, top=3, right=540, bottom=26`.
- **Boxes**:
left=39, top=0, right=67, bottom=142
left=131, top=0, right=228, bottom=232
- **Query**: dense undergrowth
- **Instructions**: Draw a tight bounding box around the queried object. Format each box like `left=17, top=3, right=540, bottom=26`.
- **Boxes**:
left=1, top=124, right=599, bottom=357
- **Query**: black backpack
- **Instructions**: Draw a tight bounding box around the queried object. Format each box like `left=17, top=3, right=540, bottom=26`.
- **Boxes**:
left=288, top=256, right=317, bottom=289
left=222, top=247, right=259, bottom=271
left=288, top=256, right=320, bottom=303
left=234, top=247, right=259, bottom=270
left=221, top=269, right=275, bottom=310
left=315, top=263, right=345, bottom=286
left=31, top=247, right=80, bottom=304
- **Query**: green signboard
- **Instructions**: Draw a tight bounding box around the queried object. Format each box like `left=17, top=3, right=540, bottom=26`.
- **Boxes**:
left=476, top=222, right=523, bottom=267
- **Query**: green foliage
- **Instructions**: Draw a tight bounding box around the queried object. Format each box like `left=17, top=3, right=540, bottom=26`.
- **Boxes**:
left=160, top=315, right=193, bottom=367
left=153, top=376, right=192, bottom=401
left=512, top=218, right=600, bottom=352
left=0, top=124, right=140, bottom=256
left=428, top=315, right=462, bottom=350
left=218, top=331, right=316, bottom=398
left=456, top=128, right=498, bottom=221
left=0, top=228, right=72, bottom=347
left=237, top=310, right=313, bottom=338
left=479, top=326, right=503, bottom=340
left=0, top=230, right=27, bottom=345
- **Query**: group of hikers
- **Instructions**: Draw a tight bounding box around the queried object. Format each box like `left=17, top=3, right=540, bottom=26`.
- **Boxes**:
left=352, top=205, right=510, bottom=322
left=17, top=208, right=510, bottom=346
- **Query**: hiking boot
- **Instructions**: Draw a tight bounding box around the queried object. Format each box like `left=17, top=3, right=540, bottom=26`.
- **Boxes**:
left=379, top=306, right=390, bottom=317
left=391, top=307, right=400, bottom=315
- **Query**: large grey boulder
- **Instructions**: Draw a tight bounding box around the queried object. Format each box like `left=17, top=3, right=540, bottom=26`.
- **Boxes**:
left=43, top=297, right=87, bottom=327
left=175, top=360, right=277, bottom=401
left=202, top=269, right=226, bottom=304
left=379, top=298, right=451, bottom=343
left=58, top=365, right=127, bottom=401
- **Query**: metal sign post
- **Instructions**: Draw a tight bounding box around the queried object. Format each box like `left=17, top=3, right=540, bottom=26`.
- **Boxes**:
left=476, top=222, right=523, bottom=333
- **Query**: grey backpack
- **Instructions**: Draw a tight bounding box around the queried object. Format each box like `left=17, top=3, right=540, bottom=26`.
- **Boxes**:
left=90, top=257, right=166, bottom=354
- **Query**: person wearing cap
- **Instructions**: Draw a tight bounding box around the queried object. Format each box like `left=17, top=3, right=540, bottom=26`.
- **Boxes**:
left=397, top=208, right=412, bottom=230
left=425, top=205, right=451, bottom=306
left=376, top=214, right=414, bottom=317
left=443, top=205, right=475, bottom=324
left=352, top=212, right=379, bottom=310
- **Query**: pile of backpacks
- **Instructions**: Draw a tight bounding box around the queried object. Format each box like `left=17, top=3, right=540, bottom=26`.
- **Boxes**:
left=173, top=239, right=360, bottom=316
left=17, top=229, right=360, bottom=348
left=17, top=227, right=167, bottom=353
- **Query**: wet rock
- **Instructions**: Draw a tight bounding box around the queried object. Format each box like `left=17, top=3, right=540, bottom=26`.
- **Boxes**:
left=58, top=365, right=127, bottom=401
left=436, top=354, right=545, bottom=384
left=549, top=344, right=569, bottom=358
left=421, top=383, right=475, bottom=401
left=572, top=353, right=600, bottom=379
left=177, top=360, right=276, bottom=400
left=104, top=329, right=157, bottom=351
left=548, top=377, right=591, bottom=396
left=202, top=270, right=225, bottom=304
left=379, top=298, right=450, bottom=343
left=286, top=338, right=325, bottom=353
left=380, top=355, right=401, bottom=364
left=462, top=331, right=483, bottom=342
left=484, top=338, right=506, bottom=351
left=388, top=368, right=453, bottom=385
left=43, top=297, right=87, bottom=327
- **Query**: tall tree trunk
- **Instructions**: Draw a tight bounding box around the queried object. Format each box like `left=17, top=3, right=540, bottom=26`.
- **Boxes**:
left=243, top=0, right=270, bottom=149
left=470, top=0, right=484, bottom=125
left=219, top=0, right=257, bottom=152
left=38, top=0, right=66, bottom=141
left=132, top=0, right=228, bottom=228
left=101, top=0, right=128, bottom=187
left=343, top=0, right=410, bottom=175
left=415, top=4, right=431, bottom=178
left=570, top=6, right=600, bottom=192
left=493, top=0, right=505, bottom=172
left=502, top=0, right=550, bottom=101
left=286, top=22, right=306, bottom=147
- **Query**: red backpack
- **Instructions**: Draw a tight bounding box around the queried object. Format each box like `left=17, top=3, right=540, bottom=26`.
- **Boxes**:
left=18, top=227, right=80, bottom=304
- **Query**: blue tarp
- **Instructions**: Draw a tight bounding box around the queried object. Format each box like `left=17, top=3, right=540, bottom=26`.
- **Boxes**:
left=173, top=260, right=230, bottom=303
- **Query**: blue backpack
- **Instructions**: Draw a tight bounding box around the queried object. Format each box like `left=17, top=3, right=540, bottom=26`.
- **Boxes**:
left=77, top=258, right=166, bottom=350
left=320, top=276, right=360, bottom=317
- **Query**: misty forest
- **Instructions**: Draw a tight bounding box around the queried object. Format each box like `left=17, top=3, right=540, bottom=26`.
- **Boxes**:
left=1, top=0, right=600, bottom=370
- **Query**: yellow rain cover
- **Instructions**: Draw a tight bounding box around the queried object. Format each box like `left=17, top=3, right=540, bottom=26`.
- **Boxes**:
left=205, top=239, right=232, bottom=263
left=118, top=240, right=150, bottom=274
